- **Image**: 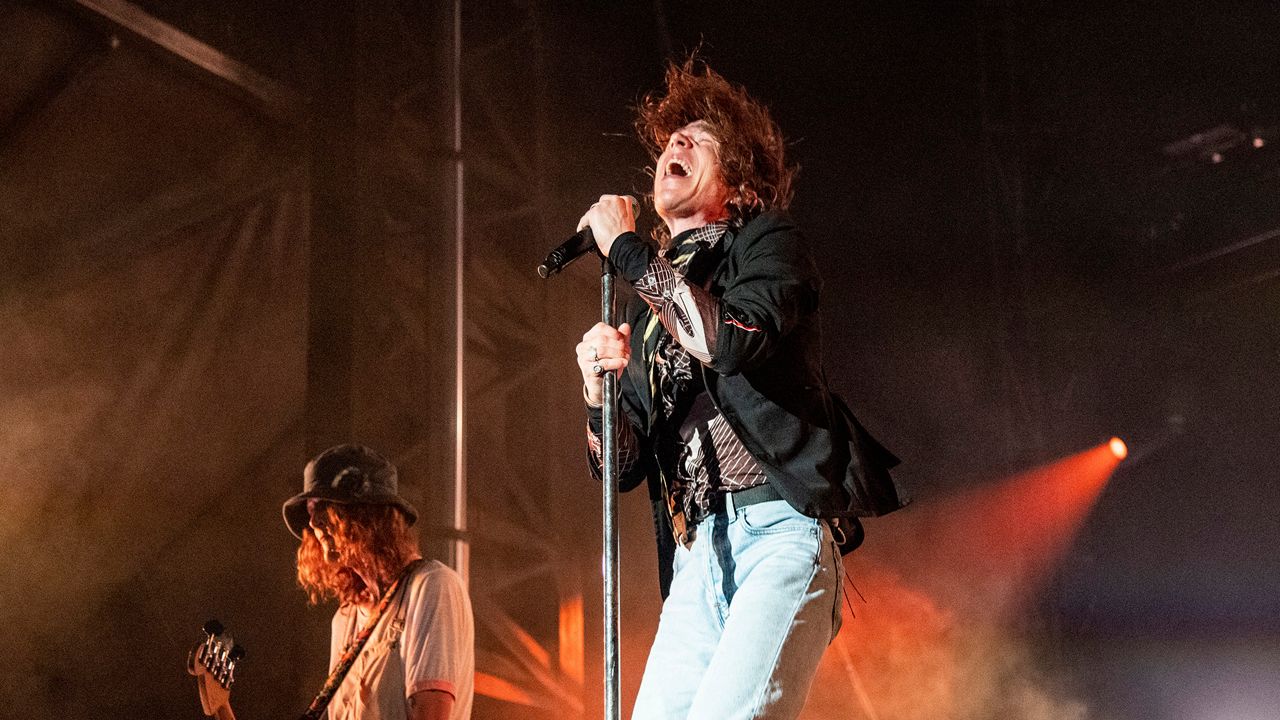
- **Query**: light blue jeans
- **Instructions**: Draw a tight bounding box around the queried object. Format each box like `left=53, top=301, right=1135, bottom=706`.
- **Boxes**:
left=631, top=498, right=844, bottom=720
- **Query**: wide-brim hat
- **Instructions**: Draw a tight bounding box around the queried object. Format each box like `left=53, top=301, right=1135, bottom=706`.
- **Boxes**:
left=282, top=443, right=419, bottom=539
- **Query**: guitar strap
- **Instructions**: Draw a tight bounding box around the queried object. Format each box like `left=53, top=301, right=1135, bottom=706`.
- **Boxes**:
left=298, top=558, right=423, bottom=720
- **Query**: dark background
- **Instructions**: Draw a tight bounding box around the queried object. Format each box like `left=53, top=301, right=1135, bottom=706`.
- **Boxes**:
left=2, top=1, right=1277, bottom=718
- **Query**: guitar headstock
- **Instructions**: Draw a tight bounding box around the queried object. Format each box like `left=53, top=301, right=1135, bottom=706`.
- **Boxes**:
left=187, top=619, right=245, bottom=719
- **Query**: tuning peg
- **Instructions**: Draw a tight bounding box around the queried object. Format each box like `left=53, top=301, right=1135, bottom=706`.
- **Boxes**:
left=203, top=619, right=224, bottom=636
left=229, top=644, right=246, bottom=662
left=197, top=636, right=216, bottom=665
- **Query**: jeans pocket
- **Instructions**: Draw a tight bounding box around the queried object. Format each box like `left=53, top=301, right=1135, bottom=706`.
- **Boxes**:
left=738, top=500, right=819, bottom=536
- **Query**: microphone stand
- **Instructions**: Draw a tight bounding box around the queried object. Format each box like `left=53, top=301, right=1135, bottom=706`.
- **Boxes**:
left=599, top=256, right=622, bottom=720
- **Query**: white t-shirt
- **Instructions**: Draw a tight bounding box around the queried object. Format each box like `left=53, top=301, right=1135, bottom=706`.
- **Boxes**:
left=327, top=560, right=474, bottom=720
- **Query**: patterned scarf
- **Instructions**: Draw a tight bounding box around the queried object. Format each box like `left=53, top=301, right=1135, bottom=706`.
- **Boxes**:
left=642, top=223, right=728, bottom=425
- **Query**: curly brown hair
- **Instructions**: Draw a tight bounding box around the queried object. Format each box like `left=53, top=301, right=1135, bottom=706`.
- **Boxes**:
left=296, top=503, right=420, bottom=607
left=636, top=57, right=797, bottom=243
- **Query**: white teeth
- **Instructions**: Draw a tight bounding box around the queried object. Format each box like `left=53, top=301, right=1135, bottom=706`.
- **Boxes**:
left=667, top=159, right=691, bottom=177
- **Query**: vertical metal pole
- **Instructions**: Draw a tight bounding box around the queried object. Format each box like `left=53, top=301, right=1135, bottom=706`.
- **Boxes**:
left=600, top=259, right=621, bottom=720
left=451, top=0, right=469, bottom=586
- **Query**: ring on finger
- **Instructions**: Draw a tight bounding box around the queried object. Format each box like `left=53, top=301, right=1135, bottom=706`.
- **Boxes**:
left=592, top=364, right=603, bottom=376
left=590, top=346, right=599, bottom=362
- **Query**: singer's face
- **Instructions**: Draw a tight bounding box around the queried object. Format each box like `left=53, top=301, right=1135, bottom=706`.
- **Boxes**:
left=654, top=121, right=731, bottom=233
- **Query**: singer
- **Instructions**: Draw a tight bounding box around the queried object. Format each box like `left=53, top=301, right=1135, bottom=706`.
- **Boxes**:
left=573, top=59, right=905, bottom=719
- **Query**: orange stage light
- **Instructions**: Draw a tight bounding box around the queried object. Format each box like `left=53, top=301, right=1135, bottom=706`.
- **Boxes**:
left=962, top=441, right=1121, bottom=587
left=862, top=439, right=1125, bottom=615
left=805, top=440, right=1126, bottom=718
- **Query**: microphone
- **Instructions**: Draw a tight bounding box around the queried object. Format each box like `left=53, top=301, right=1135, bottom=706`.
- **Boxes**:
left=537, top=195, right=638, bottom=278
left=537, top=227, right=597, bottom=279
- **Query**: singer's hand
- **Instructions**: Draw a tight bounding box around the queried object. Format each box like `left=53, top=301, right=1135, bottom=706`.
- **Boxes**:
left=577, top=322, right=632, bottom=406
left=577, top=195, right=637, bottom=257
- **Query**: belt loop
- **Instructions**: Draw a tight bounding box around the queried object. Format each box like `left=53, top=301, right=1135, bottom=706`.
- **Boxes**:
left=724, top=490, right=737, bottom=518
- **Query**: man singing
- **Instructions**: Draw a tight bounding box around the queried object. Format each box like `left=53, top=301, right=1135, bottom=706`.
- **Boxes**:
left=283, top=444, right=475, bottom=720
left=574, top=60, right=904, bottom=719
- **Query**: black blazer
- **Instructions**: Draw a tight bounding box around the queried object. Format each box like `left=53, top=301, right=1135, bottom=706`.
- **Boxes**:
left=595, top=210, right=906, bottom=595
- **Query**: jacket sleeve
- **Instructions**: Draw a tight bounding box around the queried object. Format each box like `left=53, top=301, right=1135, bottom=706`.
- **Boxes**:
left=585, top=403, right=648, bottom=492
left=710, top=219, right=818, bottom=374
left=608, top=217, right=818, bottom=376
left=581, top=291, right=652, bottom=493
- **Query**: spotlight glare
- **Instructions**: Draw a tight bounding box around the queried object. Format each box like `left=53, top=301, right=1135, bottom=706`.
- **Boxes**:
left=1109, top=437, right=1128, bottom=460
left=1254, top=137, right=1265, bottom=148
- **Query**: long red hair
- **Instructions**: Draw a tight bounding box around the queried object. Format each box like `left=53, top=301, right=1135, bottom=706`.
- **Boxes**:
left=296, top=503, right=420, bottom=607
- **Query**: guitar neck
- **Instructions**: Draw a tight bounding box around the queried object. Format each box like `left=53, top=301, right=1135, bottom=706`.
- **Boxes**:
left=213, top=704, right=237, bottom=720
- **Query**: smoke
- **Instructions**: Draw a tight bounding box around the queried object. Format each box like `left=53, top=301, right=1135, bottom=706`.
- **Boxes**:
left=798, top=488, right=1096, bottom=720
left=0, top=294, right=124, bottom=712
left=0, top=187, right=311, bottom=718
left=801, top=560, right=1088, bottom=720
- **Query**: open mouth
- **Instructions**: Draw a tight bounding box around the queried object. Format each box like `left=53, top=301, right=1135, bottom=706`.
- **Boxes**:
left=666, top=159, right=691, bottom=178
